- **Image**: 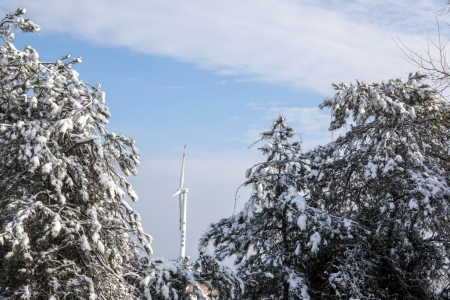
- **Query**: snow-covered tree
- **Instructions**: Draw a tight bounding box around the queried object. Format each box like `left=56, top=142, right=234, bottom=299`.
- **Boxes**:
left=193, top=251, right=244, bottom=299
left=0, top=8, right=145, bottom=298
left=136, top=252, right=244, bottom=299
left=136, top=257, right=205, bottom=300
left=307, top=72, right=450, bottom=298
left=0, top=8, right=206, bottom=299
left=200, top=116, right=353, bottom=299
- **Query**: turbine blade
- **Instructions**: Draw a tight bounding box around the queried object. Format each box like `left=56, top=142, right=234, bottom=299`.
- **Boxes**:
left=169, top=190, right=181, bottom=198
left=179, top=145, right=186, bottom=188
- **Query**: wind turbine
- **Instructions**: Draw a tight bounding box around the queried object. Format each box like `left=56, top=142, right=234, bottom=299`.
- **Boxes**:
left=170, top=145, right=188, bottom=259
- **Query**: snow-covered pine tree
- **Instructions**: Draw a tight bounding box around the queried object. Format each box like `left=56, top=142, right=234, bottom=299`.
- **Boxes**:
left=193, top=251, right=244, bottom=299
left=200, top=116, right=353, bottom=299
left=307, top=73, right=450, bottom=299
left=0, top=8, right=205, bottom=299
left=137, top=257, right=205, bottom=300
left=137, top=252, right=244, bottom=299
left=0, top=8, right=147, bottom=299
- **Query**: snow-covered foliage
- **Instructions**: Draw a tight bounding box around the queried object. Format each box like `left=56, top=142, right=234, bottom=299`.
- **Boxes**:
left=200, top=116, right=352, bottom=299
left=306, top=73, right=450, bottom=298
left=202, top=75, right=450, bottom=298
left=0, top=8, right=201, bottom=299
left=137, top=257, right=204, bottom=300
left=194, top=251, right=244, bottom=299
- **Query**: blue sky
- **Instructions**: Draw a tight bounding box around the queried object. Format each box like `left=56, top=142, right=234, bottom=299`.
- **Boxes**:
left=0, top=0, right=446, bottom=259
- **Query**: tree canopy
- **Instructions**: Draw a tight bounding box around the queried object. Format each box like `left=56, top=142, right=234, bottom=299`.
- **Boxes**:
left=202, top=73, right=450, bottom=299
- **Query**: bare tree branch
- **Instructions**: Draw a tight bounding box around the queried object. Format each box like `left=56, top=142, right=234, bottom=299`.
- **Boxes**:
left=395, top=18, right=450, bottom=99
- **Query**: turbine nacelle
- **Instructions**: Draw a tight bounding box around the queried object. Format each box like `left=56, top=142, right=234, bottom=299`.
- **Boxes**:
left=169, top=188, right=188, bottom=198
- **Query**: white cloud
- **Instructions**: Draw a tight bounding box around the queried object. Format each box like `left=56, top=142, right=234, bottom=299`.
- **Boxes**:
left=246, top=102, right=265, bottom=110
left=269, top=101, right=283, bottom=106
left=0, top=0, right=442, bottom=94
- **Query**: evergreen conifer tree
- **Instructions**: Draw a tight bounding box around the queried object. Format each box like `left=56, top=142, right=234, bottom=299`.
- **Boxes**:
left=200, top=116, right=352, bottom=299
left=306, top=73, right=450, bottom=298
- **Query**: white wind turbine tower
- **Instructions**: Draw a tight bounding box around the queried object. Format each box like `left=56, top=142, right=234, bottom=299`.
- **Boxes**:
left=170, top=145, right=189, bottom=259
